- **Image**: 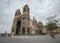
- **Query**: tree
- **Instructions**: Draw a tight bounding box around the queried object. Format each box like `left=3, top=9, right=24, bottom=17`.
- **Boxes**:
left=46, top=15, right=58, bottom=39
left=47, top=23, right=57, bottom=31
left=46, top=15, right=58, bottom=31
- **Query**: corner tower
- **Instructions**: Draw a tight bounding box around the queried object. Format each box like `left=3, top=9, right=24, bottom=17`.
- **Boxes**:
left=11, top=9, right=21, bottom=35
left=15, top=9, right=21, bottom=16
left=21, top=4, right=30, bottom=35
left=23, top=4, right=29, bottom=13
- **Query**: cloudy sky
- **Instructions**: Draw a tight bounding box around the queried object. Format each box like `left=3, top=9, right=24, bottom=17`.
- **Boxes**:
left=0, top=0, right=60, bottom=33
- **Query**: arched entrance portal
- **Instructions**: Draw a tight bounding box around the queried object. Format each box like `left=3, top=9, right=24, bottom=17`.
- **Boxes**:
left=16, top=21, right=21, bottom=35
left=22, top=28, right=25, bottom=34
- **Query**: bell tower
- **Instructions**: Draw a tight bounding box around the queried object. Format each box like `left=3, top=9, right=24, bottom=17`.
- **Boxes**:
left=11, top=9, right=21, bottom=35
left=23, top=4, right=29, bottom=13
left=15, top=9, right=21, bottom=16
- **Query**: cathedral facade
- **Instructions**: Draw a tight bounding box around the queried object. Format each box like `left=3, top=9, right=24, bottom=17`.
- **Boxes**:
left=11, top=4, right=45, bottom=35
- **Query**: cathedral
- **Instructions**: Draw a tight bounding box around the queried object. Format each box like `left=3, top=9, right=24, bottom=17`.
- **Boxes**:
left=11, top=4, right=46, bottom=35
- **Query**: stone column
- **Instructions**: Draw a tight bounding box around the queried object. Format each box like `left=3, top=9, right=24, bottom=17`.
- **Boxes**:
left=20, top=27, right=22, bottom=35
left=11, top=32, right=13, bottom=37
left=25, top=28, right=28, bottom=35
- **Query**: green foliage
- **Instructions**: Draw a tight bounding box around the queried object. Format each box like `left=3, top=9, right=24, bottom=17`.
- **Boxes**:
left=47, top=23, right=57, bottom=31
left=46, top=15, right=58, bottom=31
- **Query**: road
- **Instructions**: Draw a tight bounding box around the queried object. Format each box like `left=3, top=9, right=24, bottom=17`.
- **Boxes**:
left=0, top=35, right=60, bottom=43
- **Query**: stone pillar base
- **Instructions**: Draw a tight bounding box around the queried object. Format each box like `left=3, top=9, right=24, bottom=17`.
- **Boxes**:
left=25, top=32, right=28, bottom=35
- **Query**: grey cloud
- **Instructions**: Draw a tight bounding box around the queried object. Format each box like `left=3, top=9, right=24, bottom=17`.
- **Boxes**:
left=0, top=0, right=60, bottom=33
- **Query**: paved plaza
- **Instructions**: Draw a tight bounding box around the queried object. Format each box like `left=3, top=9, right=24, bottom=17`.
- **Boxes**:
left=0, top=35, right=60, bottom=43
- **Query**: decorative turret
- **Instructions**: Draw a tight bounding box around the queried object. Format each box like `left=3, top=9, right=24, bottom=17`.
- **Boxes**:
left=33, top=17, right=37, bottom=26
left=33, top=17, right=37, bottom=22
left=23, top=4, right=29, bottom=13
left=15, top=9, right=21, bottom=16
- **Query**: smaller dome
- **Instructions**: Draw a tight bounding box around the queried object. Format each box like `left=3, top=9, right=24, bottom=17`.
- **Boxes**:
left=38, top=21, right=43, bottom=26
left=38, top=21, right=42, bottom=24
